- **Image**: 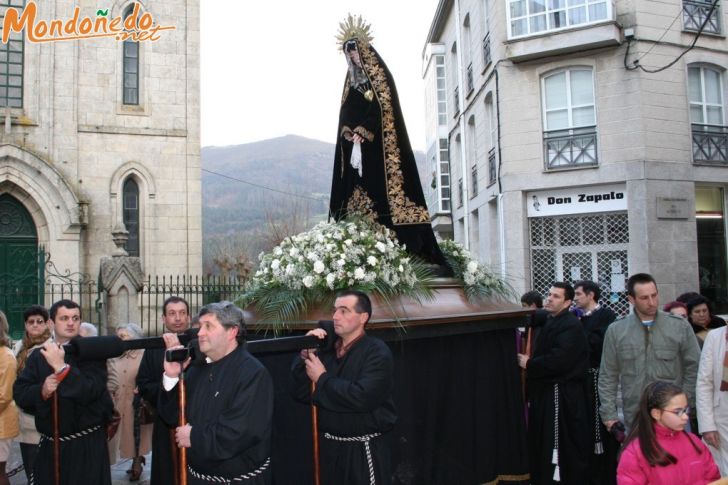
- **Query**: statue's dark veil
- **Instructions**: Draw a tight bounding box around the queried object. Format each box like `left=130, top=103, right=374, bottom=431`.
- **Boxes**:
left=329, top=37, right=450, bottom=269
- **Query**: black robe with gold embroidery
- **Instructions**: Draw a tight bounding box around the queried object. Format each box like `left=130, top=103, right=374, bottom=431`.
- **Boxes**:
left=329, top=39, right=449, bottom=268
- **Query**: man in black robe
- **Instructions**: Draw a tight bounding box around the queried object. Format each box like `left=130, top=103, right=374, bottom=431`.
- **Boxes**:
left=573, top=280, right=618, bottom=485
left=330, top=16, right=449, bottom=272
left=291, top=289, right=397, bottom=484
left=13, top=299, right=113, bottom=485
left=159, top=301, right=273, bottom=484
left=517, top=283, right=590, bottom=484
left=136, top=296, right=190, bottom=485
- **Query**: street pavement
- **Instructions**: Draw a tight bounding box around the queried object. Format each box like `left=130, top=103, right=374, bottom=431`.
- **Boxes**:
left=7, top=439, right=151, bottom=484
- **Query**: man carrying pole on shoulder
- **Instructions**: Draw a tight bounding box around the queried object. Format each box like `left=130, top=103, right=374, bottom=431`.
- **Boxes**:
left=13, top=299, right=114, bottom=485
left=158, top=301, right=273, bottom=484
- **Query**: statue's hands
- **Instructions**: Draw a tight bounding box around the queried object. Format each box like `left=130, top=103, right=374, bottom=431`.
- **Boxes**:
left=352, top=133, right=364, bottom=144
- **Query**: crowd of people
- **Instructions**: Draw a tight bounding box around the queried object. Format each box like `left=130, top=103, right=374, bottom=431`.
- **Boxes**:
left=519, top=273, right=728, bottom=484
left=1, top=272, right=727, bottom=484
left=0, top=290, right=394, bottom=485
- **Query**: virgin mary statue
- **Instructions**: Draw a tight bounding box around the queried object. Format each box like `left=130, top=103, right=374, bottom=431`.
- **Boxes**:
left=329, top=15, right=451, bottom=273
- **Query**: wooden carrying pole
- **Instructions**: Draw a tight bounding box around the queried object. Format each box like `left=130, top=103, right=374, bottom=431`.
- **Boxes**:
left=178, top=372, right=188, bottom=485
left=311, top=382, right=320, bottom=485
left=53, top=392, right=60, bottom=485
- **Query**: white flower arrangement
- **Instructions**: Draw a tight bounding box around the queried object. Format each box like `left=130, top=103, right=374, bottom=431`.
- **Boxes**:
left=241, top=218, right=433, bottom=324
left=439, top=239, right=513, bottom=300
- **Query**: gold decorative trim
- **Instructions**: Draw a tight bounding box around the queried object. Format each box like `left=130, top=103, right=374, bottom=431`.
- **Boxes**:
left=482, top=473, right=530, bottom=485
left=354, top=126, right=374, bottom=142
left=358, top=43, right=431, bottom=225
left=341, top=126, right=354, bottom=139
left=346, top=186, right=378, bottom=222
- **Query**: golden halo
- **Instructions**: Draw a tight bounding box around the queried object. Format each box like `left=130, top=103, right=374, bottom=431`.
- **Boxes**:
left=335, top=13, right=373, bottom=48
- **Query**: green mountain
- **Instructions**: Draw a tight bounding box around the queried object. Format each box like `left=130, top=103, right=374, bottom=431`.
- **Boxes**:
left=200, top=134, right=427, bottom=274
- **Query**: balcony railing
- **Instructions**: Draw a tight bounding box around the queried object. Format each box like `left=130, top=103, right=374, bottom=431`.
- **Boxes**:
left=544, top=126, right=598, bottom=168
left=466, top=63, right=474, bottom=94
left=683, top=0, right=721, bottom=34
left=488, top=147, right=497, bottom=184
left=482, top=34, right=492, bottom=68
left=453, top=86, right=460, bottom=117
left=692, top=123, right=728, bottom=163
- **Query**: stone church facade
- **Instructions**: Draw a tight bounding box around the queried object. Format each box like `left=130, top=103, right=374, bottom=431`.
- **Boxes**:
left=0, top=0, right=201, bottom=335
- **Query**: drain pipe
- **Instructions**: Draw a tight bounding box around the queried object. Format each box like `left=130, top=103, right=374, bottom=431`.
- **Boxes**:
left=495, top=68, right=506, bottom=277
left=454, top=0, right=469, bottom=249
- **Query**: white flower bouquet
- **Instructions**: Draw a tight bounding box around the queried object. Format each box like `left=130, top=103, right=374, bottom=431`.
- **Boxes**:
left=240, top=218, right=434, bottom=324
left=439, top=239, right=514, bottom=301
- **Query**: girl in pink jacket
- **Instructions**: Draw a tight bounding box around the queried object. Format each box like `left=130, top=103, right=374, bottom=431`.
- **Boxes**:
left=617, top=381, right=720, bottom=484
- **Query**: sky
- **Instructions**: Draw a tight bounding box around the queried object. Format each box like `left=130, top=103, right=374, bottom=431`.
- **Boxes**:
left=200, top=1, right=440, bottom=152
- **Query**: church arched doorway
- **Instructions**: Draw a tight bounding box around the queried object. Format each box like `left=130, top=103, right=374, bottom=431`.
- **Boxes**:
left=0, top=194, right=40, bottom=339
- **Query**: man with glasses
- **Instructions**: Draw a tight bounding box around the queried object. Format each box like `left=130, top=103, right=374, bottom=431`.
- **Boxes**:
left=14, top=299, right=114, bottom=484
left=290, top=290, right=397, bottom=485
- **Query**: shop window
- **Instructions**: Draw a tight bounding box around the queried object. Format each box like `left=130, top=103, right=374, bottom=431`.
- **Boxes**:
left=696, top=186, right=727, bottom=312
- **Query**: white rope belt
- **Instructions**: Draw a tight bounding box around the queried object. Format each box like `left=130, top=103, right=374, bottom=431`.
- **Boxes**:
left=324, top=432, right=382, bottom=485
left=588, top=367, right=604, bottom=455
left=39, top=424, right=103, bottom=443
left=32, top=425, right=105, bottom=485
left=187, top=457, right=271, bottom=483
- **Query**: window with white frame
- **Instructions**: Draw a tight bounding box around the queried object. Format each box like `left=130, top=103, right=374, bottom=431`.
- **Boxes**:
left=508, top=0, right=610, bottom=38
left=688, top=65, right=724, bottom=125
left=439, top=139, right=451, bottom=211
left=436, top=56, right=447, bottom=126
left=542, top=67, right=598, bottom=167
left=688, top=65, right=728, bottom=163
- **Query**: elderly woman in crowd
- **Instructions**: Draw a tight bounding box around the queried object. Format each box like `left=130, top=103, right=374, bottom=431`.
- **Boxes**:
left=107, top=323, right=152, bottom=481
left=0, top=311, right=18, bottom=485
left=688, top=296, right=726, bottom=348
left=697, top=320, right=728, bottom=475
left=12, top=305, right=51, bottom=483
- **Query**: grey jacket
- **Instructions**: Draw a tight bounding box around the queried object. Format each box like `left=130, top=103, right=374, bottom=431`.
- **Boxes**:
left=598, top=310, right=700, bottom=428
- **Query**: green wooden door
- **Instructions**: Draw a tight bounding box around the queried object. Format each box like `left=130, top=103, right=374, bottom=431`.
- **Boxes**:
left=0, top=194, right=39, bottom=339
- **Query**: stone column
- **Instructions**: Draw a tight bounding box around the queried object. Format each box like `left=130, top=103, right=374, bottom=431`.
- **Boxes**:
left=99, top=225, right=144, bottom=333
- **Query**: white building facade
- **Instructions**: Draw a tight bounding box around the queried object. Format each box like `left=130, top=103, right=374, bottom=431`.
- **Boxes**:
left=423, top=0, right=728, bottom=314
left=0, top=0, right=201, bottom=335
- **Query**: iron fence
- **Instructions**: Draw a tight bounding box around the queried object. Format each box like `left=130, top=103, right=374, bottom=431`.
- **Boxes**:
left=1, top=278, right=101, bottom=340
left=692, top=123, right=728, bottom=163
left=139, top=275, right=246, bottom=335
left=683, top=0, right=721, bottom=34
left=544, top=126, right=598, bottom=168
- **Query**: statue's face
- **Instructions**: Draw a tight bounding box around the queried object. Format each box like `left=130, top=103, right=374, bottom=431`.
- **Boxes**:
left=348, top=48, right=362, bottom=68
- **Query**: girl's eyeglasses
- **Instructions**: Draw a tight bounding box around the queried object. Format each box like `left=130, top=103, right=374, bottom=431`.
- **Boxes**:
left=664, top=407, right=691, bottom=418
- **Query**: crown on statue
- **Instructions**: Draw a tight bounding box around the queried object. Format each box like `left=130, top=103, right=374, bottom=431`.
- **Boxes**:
left=336, top=14, right=373, bottom=48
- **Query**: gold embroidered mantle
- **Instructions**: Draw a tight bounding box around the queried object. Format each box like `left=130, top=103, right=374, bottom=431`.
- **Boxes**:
left=341, top=42, right=432, bottom=226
